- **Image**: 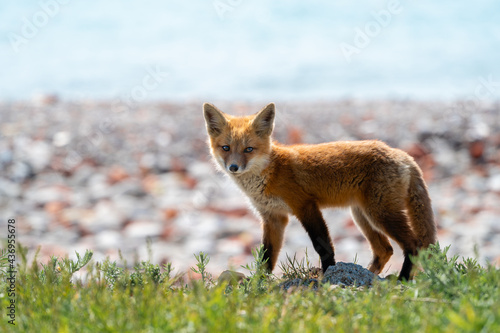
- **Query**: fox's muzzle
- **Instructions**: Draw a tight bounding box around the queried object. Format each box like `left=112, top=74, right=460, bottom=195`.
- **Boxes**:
left=228, top=164, right=239, bottom=173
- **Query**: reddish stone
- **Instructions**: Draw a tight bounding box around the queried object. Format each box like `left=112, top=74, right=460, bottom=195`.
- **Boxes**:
left=170, top=158, right=187, bottom=173
left=404, top=143, right=436, bottom=181
left=206, top=207, right=250, bottom=218
left=469, top=140, right=485, bottom=160
left=452, top=175, right=465, bottom=188
left=181, top=174, right=198, bottom=189
left=344, top=217, right=356, bottom=229
left=142, top=174, right=159, bottom=193
left=160, top=225, right=174, bottom=240
left=187, top=270, right=202, bottom=282
left=44, top=201, right=67, bottom=215
left=107, top=166, right=130, bottom=184
left=163, top=209, right=179, bottom=220
left=492, top=256, right=500, bottom=267
left=287, top=127, right=303, bottom=144
left=405, top=143, right=429, bottom=160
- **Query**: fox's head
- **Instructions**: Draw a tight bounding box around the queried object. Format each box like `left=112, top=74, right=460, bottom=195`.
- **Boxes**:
left=203, top=103, right=275, bottom=176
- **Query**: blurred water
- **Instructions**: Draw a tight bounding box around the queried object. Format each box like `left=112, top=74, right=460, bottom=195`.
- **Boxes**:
left=1, top=0, right=499, bottom=101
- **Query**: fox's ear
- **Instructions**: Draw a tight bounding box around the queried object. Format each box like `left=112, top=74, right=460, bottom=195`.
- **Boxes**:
left=203, top=103, right=227, bottom=136
left=253, top=103, right=275, bottom=137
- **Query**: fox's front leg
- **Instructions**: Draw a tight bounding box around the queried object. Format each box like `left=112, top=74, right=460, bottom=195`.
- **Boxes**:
left=261, top=212, right=289, bottom=272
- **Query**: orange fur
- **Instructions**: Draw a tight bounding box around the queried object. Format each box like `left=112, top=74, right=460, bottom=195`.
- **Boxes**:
left=203, top=103, right=437, bottom=280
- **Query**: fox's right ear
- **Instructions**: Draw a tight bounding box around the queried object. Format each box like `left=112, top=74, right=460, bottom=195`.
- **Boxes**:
left=203, top=103, right=227, bottom=136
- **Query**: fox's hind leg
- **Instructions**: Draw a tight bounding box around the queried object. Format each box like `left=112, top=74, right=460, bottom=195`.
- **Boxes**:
left=362, top=201, right=419, bottom=281
left=351, top=206, right=393, bottom=275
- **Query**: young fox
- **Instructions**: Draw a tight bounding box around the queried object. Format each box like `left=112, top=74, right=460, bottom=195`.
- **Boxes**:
left=203, top=103, right=437, bottom=280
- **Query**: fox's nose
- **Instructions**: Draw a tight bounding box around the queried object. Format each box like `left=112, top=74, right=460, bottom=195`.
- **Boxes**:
left=228, top=164, right=239, bottom=173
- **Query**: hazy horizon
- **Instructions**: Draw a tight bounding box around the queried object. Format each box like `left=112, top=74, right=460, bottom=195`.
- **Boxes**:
left=1, top=0, right=499, bottom=102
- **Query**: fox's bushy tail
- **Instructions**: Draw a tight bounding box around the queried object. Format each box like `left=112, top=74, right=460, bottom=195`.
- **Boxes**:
left=406, top=166, right=437, bottom=248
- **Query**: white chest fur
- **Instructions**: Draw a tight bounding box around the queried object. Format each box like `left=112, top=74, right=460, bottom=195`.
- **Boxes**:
left=233, top=173, right=291, bottom=215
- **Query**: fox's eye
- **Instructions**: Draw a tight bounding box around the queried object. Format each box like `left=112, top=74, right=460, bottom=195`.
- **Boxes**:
left=244, top=147, right=253, bottom=153
left=222, top=145, right=230, bottom=151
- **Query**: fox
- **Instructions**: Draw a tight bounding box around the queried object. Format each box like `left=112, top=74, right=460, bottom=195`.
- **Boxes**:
left=203, top=102, right=437, bottom=280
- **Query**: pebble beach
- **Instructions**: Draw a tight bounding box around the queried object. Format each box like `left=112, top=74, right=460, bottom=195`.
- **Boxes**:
left=1, top=98, right=499, bottom=276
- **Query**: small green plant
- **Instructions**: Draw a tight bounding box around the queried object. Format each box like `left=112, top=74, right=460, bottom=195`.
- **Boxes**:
left=191, top=252, right=214, bottom=287
left=98, top=259, right=179, bottom=290
left=98, top=259, right=124, bottom=290
left=37, top=250, right=93, bottom=284
left=163, top=262, right=174, bottom=280
left=130, top=260, right=169, bottom=286
left=241, top=245, right=269, bottom=278
left=38, top=255, right=60, bottom=284
left=415, top=243, right=489, bottom=299
left=63, top=250, right=94, bottom=274
left=279, top=250, right=313, bottom=280
left=353, top=252, right=359, bottom=265
left=240, top=245, right=273, bottom=293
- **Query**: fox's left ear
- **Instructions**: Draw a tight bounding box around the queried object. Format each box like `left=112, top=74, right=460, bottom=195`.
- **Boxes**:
left=253, top=103, right=275, bottom=137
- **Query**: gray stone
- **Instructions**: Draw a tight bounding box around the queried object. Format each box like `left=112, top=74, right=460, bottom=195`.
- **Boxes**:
left=488, top=174, right=500, bottom=192
left=95, top=230, right=122, bottom=249
left=87, top=174, right=111, bottom=200
left=26, top=140, right=53, bottom=172
left=322, top=262, right=382, bottom=287
left=0, top=178, right=21, bottom=198
left=80, top=200, right=123, bottom=232
left=123, top=221, right=162, bottom=239
left=25, top=186, right=65, bottom=205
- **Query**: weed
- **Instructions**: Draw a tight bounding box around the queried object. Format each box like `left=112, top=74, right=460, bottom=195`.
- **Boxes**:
left=191, top=252, right=214, bottom=287
left=2, top=243, right=499, bottom=332
left=279, top=250, right=314, bottom=280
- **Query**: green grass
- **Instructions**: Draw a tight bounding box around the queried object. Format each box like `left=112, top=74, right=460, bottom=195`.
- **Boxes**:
left=1, top=244, right=499, bottom=332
